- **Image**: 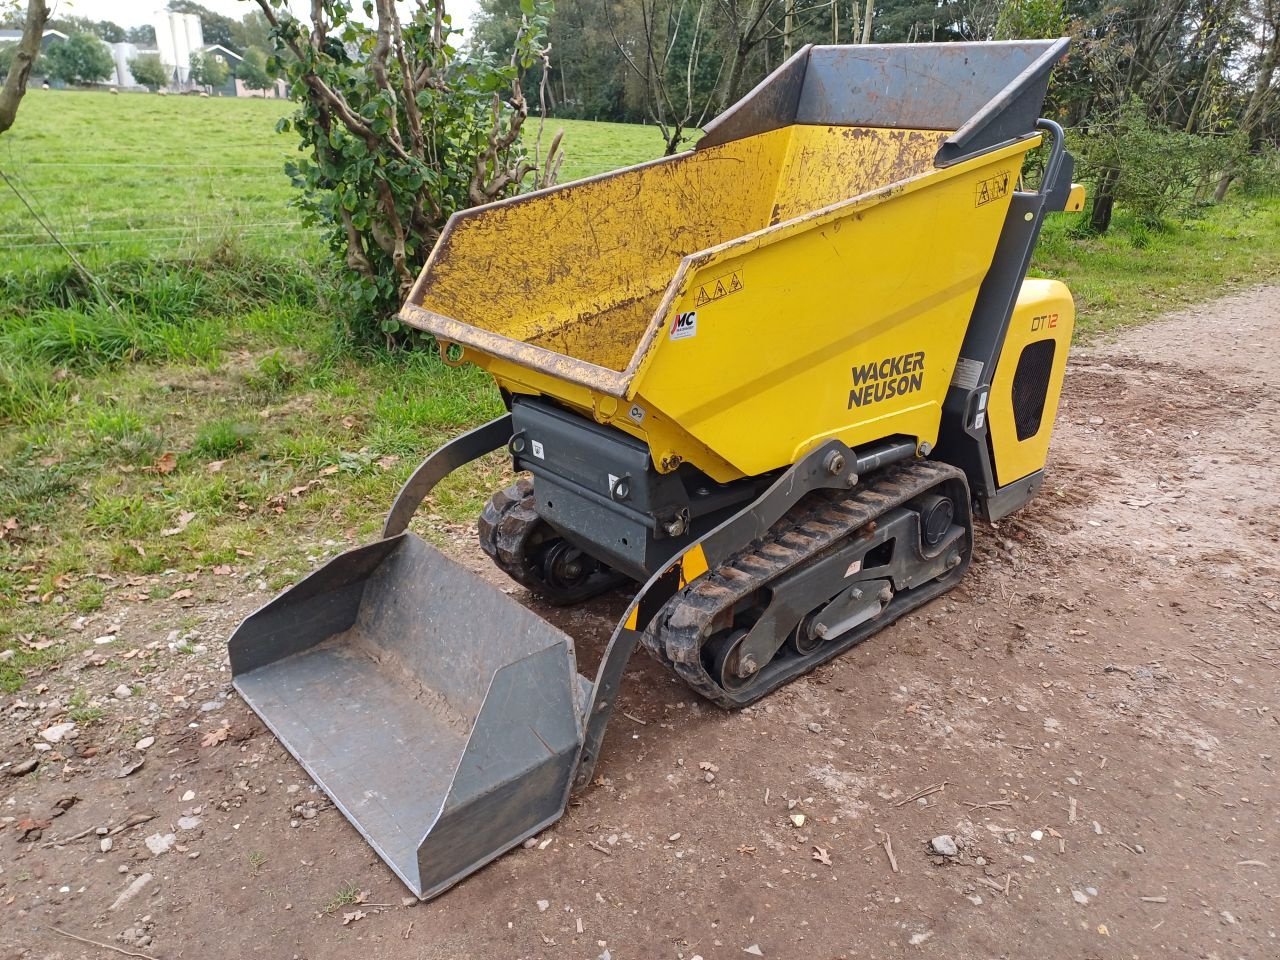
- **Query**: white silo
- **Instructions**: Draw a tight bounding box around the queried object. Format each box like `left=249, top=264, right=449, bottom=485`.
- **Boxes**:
left=152, top=10, right=176, bottom=77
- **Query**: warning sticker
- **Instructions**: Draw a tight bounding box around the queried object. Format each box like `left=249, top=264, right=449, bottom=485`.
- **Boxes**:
left=670, top=311, right=697, bottom=340
left=694, top=269, right=744, bottom=307
left=974, top=172, right=1011, bottom=207
left=627, top=404, right=646, bottom=424
left=951, top=357, right=984, bottom=391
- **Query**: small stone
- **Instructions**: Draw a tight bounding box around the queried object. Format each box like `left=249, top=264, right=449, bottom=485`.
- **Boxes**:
left=975, top=856, right=986, bottom=866
left=114, top=684, right=133, bottom=699
left=668, top=832, right=682, bottom=842
left=536, top=899, right=550, bottom=912
left=930, top=835, right=959, bottom=857
left=188, top=851, right=200, bottom=859
left=0, top=649, right=14, bottom=662
left=177, top=816, right=202, bottom=831
left=300, top=807, right=317, bottom=820
left=522, top=837, right=538, bottom=849
left=110, top=873, right=153, bottom=911
left=1086, top=886, right=1098, bottom=897
left=789, top=814, right=806, bottom=828
left=704, top=771, right=715, bottom=783
left=7, top=757, right=39, bottom=777
left=118, top=864, right=129, bottom=874
left=1072, top=890, right=1089, bottom=905
left=1030, top=830, right=1044, bottom=841
left=40, top=722, right=76, bottom=744
left=100, top=837, right=113, bottom=853
left=92, top=634, right=116, bottom=645
left=743, top=946, right=763, bottom=957
left=144, top=832, right=177, bottom=856
left=181, top=790, right=196, bottom=802
left=806, top=722, right=823, bottom=734
left=199, top=701, right=222, bottom=713
left=967, top=894, right=984, bottom=906
left=1220, top=910, right=1236, bottom=925
left=135, top=736, right=155, bottom=751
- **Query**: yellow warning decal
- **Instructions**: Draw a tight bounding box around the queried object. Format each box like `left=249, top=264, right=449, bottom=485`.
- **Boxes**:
left=624, top=607, right=639, bottom=631
left=694, top=269, right=744, bottom=307
left=680, top=544, right=709, bottom=586
left=974, top=172, right=1011, bottom=207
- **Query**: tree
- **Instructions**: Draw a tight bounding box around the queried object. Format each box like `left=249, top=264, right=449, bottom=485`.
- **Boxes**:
left=610, top=0, right=725, bottom=154
left=129, top=53, right=169, bottom=90
left=255, top=0, right=563, bottom=336
left=191, top=50, right=230, bottom=91
left=44, top=31, right=114, bottom=87
left=236, top=45, right=273, bottom=91
left=231, top=9, right=274, bottom=53
left=49, top=15, right=126, bottom=42
left=0, top=0, right=49, bottom=137
left=127, top=25, right=157, bottom=45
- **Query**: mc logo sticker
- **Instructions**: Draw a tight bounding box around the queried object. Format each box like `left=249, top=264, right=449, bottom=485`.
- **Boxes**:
left=670, top=310, right=697, bottom=340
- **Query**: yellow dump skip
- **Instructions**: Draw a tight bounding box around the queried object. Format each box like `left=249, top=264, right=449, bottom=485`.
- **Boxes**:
left=401, top=122, right=1034, bottom=483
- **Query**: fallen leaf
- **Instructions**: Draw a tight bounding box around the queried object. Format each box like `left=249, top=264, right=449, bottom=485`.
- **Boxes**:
left=170, top=589, right=194, bottom=601
left=201, top=725, right=230, bottom=748
left=812, top=845, right=832, bottom=866
left=0, top=517, right=17, bottom=540
left=161, top=511, right=197, bottom=537
left=212, top=565, right=233, bottom=576
left=342, top=910, right=367, bottom=925
left=376, top=455, right=400, bottom=471
left=353, top=890, right=370, bottom=904
left=698, top=761, right=719, bottom=773
left=16, top=817, right=51, bottom=840
left=206, top=460, right=226, bottom=473
left=319, top=465, right=340, bottom=477
left=148, top=452, right=178, bottom=475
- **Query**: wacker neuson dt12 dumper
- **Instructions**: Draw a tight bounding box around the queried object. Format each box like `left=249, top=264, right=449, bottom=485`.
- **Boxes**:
left=229, top=39, right=1086, bottom=899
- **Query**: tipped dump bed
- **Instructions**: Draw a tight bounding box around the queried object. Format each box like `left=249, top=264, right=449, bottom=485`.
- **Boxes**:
left=411, top=124, right=951, bottom=374
left=399, top=41, right=1067, bottom=484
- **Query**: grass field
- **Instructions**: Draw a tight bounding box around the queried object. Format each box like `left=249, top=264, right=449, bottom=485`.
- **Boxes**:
left=1, top=88, right=1278, bottom=692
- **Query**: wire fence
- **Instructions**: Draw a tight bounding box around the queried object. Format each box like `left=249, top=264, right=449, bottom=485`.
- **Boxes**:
left=3, top=159, right=319, bottom=258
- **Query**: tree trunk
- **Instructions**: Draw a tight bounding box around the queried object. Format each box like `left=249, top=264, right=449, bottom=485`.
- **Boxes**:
left=0, top=0, right=51, bottom=137
left=1089, top=168, right=1120, bottom=233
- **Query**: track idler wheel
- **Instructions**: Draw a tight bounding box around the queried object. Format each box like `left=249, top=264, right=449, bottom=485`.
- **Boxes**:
left=478, top=478, right=624, bottom=606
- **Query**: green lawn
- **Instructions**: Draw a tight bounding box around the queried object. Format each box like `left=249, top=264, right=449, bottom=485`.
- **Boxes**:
left=0, top=90, right=663, bottom=270
left=0, top=89, right=1276, bottom=692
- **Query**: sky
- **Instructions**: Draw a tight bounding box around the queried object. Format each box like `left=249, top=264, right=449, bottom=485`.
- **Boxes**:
left=51, top=0, right=483, bottom=33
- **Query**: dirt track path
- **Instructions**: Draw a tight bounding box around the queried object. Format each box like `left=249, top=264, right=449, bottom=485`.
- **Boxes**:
left=3, top=287, right=1279, bottom=960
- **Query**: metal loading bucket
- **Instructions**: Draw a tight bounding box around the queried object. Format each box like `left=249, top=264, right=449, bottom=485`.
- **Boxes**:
left=228, top=533, right=586, bottom=899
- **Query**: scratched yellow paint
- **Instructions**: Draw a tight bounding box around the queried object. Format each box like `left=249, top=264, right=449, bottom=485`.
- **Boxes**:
left=401, top=125, right=1053, bottom=484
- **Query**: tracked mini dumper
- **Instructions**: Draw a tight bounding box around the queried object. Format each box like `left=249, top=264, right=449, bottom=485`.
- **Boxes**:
left=229, top=39, right=1085, bottom=899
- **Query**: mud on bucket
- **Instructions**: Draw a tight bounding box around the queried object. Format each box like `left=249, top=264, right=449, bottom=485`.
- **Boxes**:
left=228, top=532, right=586, bottom=899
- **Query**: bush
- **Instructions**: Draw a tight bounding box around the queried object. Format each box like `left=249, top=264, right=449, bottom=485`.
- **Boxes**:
left=129, top=53, right=168, bottom=90
left=261, top=0, right=562, bottom=341
left=1076, top=101, right=1239, bottom=229
left=1236, top=146, right=1280, bottom=198
left=44, top=32, right=114, bottom=86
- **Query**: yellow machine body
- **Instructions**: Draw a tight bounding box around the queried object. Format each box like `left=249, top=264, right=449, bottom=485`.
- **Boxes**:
left=989, top=279, right=1076, bottom=486
left=402, top=126, right=1045, bottom=484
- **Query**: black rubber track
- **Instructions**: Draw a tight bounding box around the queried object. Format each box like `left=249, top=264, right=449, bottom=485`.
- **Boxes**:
left=641, top=459, right=971, bottom=708
left=477, top=477, right=625, bottom=606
